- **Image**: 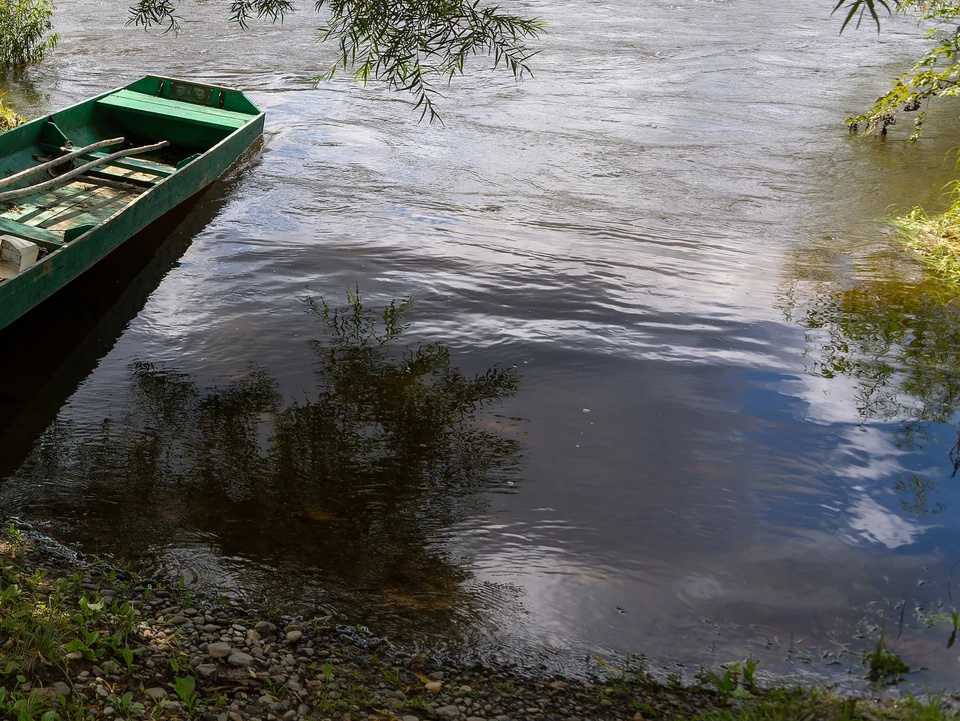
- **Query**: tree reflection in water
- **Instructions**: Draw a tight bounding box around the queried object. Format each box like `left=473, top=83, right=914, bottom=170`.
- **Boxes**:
left=12, top=288, right=524, bottom=631
left=781, top=246, right=960, bottom=515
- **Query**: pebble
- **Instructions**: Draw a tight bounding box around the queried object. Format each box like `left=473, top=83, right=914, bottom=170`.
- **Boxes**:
left=402, top=716, right=420, bottom=721
left=197, top=663, right=218, bottom=678
left=145, top=687, right=167, bottom=701
left=51, top=681, right=71, bottom=697
left=436, top=705, right=461, bottom=719
left=285, top=630, right=303, bottom=643
left=425, top=681, right=443, bottom=693
left=228, top=652, right=254, bottom=667
left=207, top=642, right=233, bottom=658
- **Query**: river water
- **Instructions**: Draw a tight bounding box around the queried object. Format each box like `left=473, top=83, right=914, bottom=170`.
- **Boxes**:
left=2, top=0, right=960, bottom=687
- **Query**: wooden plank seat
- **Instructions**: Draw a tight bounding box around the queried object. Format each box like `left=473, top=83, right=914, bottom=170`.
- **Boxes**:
left=77, top=151, right=175, bottom=178
left=96, top=90, right=250, bottom=132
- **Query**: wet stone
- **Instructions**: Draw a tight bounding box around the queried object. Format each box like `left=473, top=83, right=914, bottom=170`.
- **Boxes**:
left=228, top=652, right=255, bottom=667
left=208, top=642, right=233, bottom=658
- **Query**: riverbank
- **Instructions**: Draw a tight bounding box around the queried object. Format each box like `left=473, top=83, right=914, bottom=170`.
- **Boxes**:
left=892, top=201, right=960, bottom=283
left=0, top=98, right=23, bottom=131
left=0, top=523, right=956, bottom=721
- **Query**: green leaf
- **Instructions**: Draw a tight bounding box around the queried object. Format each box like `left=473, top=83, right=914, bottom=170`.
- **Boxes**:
left=174, top=674, right=196, bottom=701
left=834, top=0, right=891, bottom=32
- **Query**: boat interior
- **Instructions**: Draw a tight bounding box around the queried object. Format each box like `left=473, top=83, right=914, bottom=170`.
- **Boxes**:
left=0, top=77, right=259, bottom=279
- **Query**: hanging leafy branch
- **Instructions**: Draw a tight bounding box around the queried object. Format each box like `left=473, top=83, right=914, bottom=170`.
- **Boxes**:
left=127, top=0, right=544, bottom=121
left=317, top=0, right=543, bottom=122
left=833, top=0, right=896, bottom=32
left=836, top=0, right=960, bottom=139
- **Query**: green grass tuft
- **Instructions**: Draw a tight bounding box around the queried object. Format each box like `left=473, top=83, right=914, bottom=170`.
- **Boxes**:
left=865, top=637, right=910, bottom=684
left=892, top=198, right=960, bottom=283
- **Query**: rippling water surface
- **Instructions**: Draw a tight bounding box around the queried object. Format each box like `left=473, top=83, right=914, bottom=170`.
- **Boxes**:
left=4, top=0, right=960, bottom=686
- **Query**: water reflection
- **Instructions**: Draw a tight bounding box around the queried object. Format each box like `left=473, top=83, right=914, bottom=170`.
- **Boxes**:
left=0, top=148, right=263, bottom=479
left=781, top=243, right=960, bottom=516
left=7, top=290, right=524, bottom=633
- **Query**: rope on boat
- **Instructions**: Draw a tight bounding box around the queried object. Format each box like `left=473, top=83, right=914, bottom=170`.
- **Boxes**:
left=0, top=141, right=170, bottom=203
left=0, top=137, right=125, bottom=190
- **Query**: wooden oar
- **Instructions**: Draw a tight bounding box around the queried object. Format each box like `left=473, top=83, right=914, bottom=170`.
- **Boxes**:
left=0, top=141, right=170, bottom=203
left=0, top=137, right=125, bottom=190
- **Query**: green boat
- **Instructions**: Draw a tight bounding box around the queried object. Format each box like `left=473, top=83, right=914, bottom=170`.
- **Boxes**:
left=0, top=75, right=264, bottom=331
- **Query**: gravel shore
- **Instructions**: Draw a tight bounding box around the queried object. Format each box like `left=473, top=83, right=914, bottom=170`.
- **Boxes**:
left=0, top=523, right=950, bottom=721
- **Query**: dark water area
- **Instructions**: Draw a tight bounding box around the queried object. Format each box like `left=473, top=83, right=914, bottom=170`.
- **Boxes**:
left=5, top=0, right=960, bottom=688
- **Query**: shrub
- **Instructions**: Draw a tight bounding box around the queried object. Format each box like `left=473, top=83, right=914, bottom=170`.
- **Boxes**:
left=0, top=0, right=57, bottom=67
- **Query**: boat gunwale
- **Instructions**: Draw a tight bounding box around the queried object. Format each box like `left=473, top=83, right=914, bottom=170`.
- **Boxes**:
left=3, top=76, right=265, bottom=262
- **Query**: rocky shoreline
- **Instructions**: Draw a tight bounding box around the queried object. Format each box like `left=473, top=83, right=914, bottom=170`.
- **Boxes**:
left=0, top=523, right=952, bottom=721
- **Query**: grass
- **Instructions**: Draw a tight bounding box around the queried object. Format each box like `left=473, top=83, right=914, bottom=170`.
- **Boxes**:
left=0, top=97, right=24, bottom=132
left=866, top=637, right=910, bottom=684
left=0, top=524, right=186, bottom=720
left=892, top=198, right=960, bottom=283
